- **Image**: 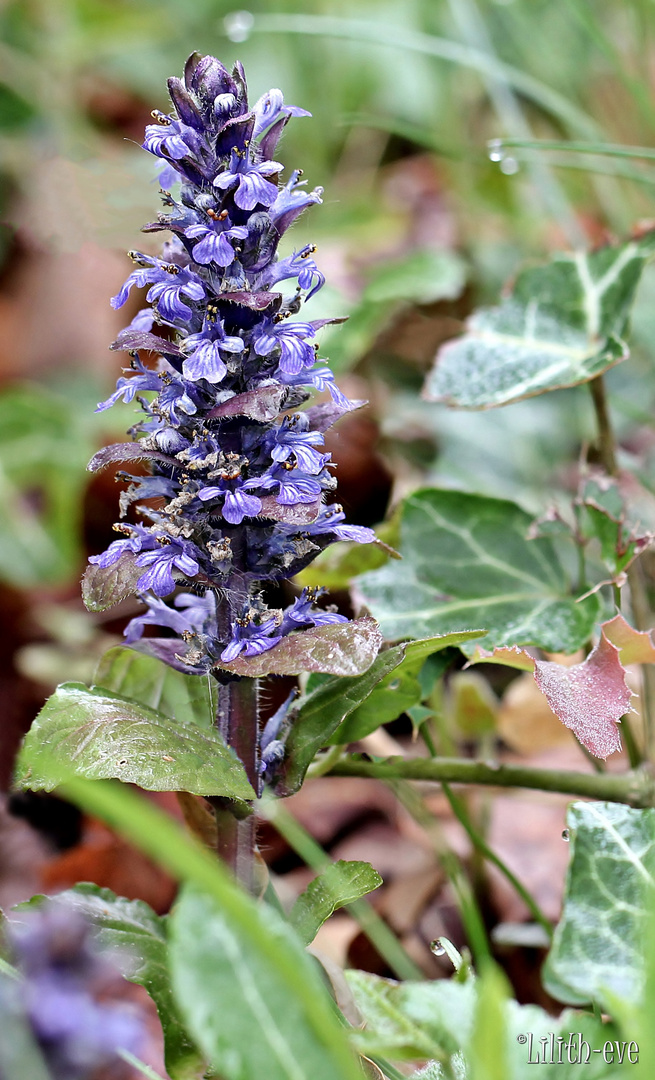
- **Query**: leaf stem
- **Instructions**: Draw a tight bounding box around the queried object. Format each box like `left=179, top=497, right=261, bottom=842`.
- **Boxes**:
left=328, top=754, right=655, bottom=807
left=440, top=782, right=553, bottom=939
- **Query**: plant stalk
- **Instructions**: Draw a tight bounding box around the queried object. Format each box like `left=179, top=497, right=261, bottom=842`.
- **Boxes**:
left=211, top=675, right=260, bottom=893
left=328, top=754, right=655, bottom=807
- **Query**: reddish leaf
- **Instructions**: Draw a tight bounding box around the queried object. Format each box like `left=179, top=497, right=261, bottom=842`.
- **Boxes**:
left=208, top=386, right=288, bottom=422
left=87, top=442, right=177, bottom=473
left=81, top=553, right=143, bottom=612
left=258, top=496, right=321, bottom=524
left=601, top=613, right=655, bottom=665
left=466, top=644, right=536, bottom=672
left=534, top=634, right=631, bottom=758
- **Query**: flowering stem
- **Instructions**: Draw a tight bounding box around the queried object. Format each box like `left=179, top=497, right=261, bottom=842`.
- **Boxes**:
left=328, top=754, right=655, bottom=806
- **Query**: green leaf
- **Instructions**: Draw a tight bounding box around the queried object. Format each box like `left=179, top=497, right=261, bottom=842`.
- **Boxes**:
left=329, top=633, right=478, bottom=744
left=424, top=233, right=655, bottom=408
left=21, top=885, right=200, bottom=1079
left=14, top=682, right=254, bottom=800
left=363, top=249, right=467, bottom=306
left=0, top=977, right=51, bottom=1080
left=289, top=861, right=383, bottom=946
left=346, top=970, right=475, bottom=1061
left=357, top=489, right=600, bottom=653
left=0, top=385, right=95, bottom=587
left=95, top=646, right=215, bottom=730
left=274, top=632, right=479, bottom=796
left=469, top=965, right=509, bottom=1080
left=170, top=884, right=364, bottom=1080
left=543, top=801, right=655, bottom=1009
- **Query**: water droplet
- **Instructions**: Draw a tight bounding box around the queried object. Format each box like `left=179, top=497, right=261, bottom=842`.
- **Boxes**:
left=388, top=678, right=401, bottom=690
left=488, top=139, right=504, bottom=162
left=430, top=939, right=446, bottom=956
left=500, top=156, right=519, bottom=175
left=224, top=10, right=254, bottom=43
left=562, top=829, right=570, bottom=842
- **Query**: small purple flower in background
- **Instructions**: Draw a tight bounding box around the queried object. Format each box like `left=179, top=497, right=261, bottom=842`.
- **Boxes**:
left=7, top=906, right=144, bottom=1080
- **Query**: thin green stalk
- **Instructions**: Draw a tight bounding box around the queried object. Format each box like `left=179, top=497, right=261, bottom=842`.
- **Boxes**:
left=328, top=754, right=655, bottom=807
left=259, top=792, right=423, bottom=982
left=491, top=138, right=655, bottom=161
left=387, top=780, right=491, bottom=967
left=440, top=782, right=553, bottom=940
left=249, top=14, right=599, bottom=137
left=628, top=558, right=655, bottom=758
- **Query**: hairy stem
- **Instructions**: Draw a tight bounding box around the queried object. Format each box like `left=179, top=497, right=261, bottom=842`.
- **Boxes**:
left=329, top=754, right=655, bottom=807
left=212, top=676, right=260, bottom=892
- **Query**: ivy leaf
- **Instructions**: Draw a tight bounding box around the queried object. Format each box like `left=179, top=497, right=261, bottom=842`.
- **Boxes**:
left=81, top=552, right=143, bottom=612
left=14, top=682, right=255, bottom=800
left=290, top=861, right=383, bottom=946
left=543, top=801, right=655, bottom=1009
left=95, top=646, right=216, bottom=730
left=218, top=617, right=382, bottom=677
left=356, top=489, right=600, bottom=653
left=424, top=232, right=655, bottom=408
left=169, top=884, right=364, bottom=1080
left=20, top=884, right=201, bottom=1079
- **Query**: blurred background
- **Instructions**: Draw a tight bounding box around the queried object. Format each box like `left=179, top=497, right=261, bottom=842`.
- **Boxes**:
left=2, top=0, right=655, bottom=1006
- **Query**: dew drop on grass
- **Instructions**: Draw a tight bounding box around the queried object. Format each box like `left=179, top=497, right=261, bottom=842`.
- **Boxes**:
left=224, top=10, right=254, bottom=43
left=488, top=139, right=504, bottom=162
left=562, top=829, right=570, bottom=842
left=500, top=156, right=520, bottom=175
left=430, top=940, right=446, bottom=956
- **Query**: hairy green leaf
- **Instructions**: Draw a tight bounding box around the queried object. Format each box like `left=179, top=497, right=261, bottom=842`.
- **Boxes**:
left=425, top=233, right=655, bottom=408
left=14, top=682, right=254, bottom=800
left=357, top=489, right=600, bottom=653
left=170, top=885, right=364, bottom=1080
left=329, top=633, right=479, bottom=744
left=543, top=802, right=655, bottom=1008
left=290, top=861, right=383, bottom=946
left=82, top=553, right=143, bottom=612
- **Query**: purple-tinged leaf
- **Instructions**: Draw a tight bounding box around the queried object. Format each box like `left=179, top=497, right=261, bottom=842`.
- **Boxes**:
left=304, top=399, right=366, bottom=432
left=258, top=496, right=321, bottom=524
left=602, top=612, right=655, bottom=665
left=208, top=385, right=288, bottom=421
left=218, top=291, right=282, bottom=312
left=81, top=553, right=143, bottom=612
left=128, top=637, right=211, bottom=676
left=218, top=616, right=382, bottom=677
left=110, top=330, right=184, bottom=358
left=534, top=634, right=630, bottom=759
left=87, top=442, right=177, bottom=473
left=466, top=644, right=536, bottom=672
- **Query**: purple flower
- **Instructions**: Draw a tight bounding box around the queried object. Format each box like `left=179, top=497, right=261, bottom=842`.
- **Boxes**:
left=259, top=244, right=325, bottom=298
left=9, top=906, right=144, bottom=1080
left=134, top=539, right=201, bottom=595
left=270, top=413, right=327, bottom=473
left=252, top=88, right=311, bottom=139
left=125, top=590, right=217, bottom=642
left=221, top=613, right=282, bottom=662
left=182, top=322, right=244, bottom=383
left=111, top=257, right=205, bottom=323
left=88, top=524, right=157, bottom=568
left=254, top=320, right=317, bottom=374
left=279, top=588, right=347, bottom=634
left=143, top=122, right=190, bottom=160
left=197, top=480, right=263, bottom=524
left=214, top=149, right=282, bottom=210
left=185, top=221, right=249, bottom=266
left=269, top=169, right=323, bottom=235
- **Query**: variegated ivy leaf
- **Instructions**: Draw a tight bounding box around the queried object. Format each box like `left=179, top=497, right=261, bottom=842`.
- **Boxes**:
left=424, top=232, right=655, bottom=408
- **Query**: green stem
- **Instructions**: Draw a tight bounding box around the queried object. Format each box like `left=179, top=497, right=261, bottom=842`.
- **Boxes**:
left=260, top=792, right=423, bottom=981
left=328, top=754, right=655, bottom=806
left=440, top=782, right=553, bottom=940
